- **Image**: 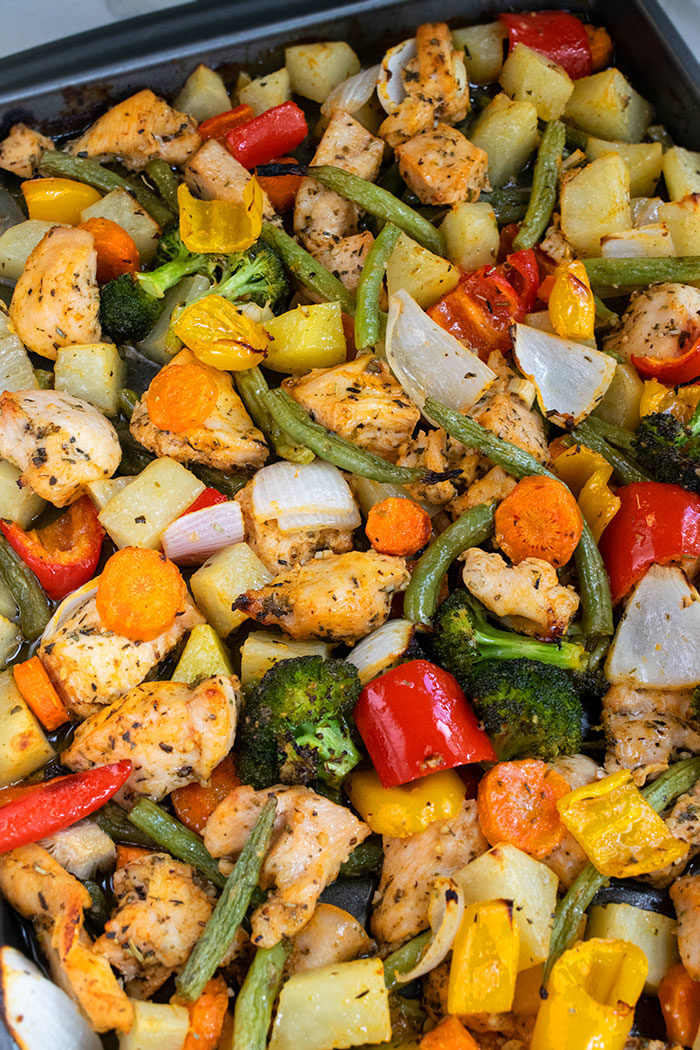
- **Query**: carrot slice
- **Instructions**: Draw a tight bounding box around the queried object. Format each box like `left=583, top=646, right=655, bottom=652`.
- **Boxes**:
left=494, top=474, right=583, bottom=568
left=585, top=25, right=614, bottom=71
left=173, top=976, right=229, bottom=1050
left=115, top=844, right=152, bottom=868
left=659, top=963, right=700, bottom=1045
left=78, top=216, right=140, bottom=283
left=13, top=656, right=70, bottom=731
left=96, top=547, right=187, bottom=642
left=147, top=362, right=218, bottom=434
left=365, top=497, right=432, bottom=557
left=171, top=756, right=240, bottom=833
left=477, top=759, right=570, bottom=859
left=420, top=1016, right=480, bottom=1050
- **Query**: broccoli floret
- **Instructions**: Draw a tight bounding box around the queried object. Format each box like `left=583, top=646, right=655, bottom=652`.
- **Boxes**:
left=212, top=242, right=289, bottom=313
left=468, top=658, right=585, bottom=761
left=430, top=590, right=586, bottom=690
left=633, top=406, right=700, bottom=494
left=236, top=655, right=362, bottom=790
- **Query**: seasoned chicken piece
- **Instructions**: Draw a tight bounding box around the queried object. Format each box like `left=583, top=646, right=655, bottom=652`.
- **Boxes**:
left=542, top=755, right=602, bottom=888
left=94, top=854, right=214, bottom=998
left=540, top=214, right=573, bottom=264
left=602, top=684, right=700, bottom=784
left=204, top=785, right=370, bottom=947
left=379, top=23, right=469, bottom=148
left=671, top=874, right=700, bottom=980
left=68, top=89, right=200, bottom=171
left=235, top=550, right=409, bottom=643
left=315, top=231, right=375, bottom=292
left=0, top=389, right=121, bottom=507
left=283, top=355, right=420, bottom=457
left=604, top=283, right=700, bottom=364
left=235, top=480, right=356, bottom=573
left=647, top=778, right=700, bottom=887
left=39, top=592, right=203, bottom=719
left=372, top=800, right=487, bottom=946
left=294, top=111, right=384, bottom=256
left=396, top=124, right=489, bottom=205
left=131, top=349, right=268, bottom=471
left=450, top=466, right=517, bottom=519
left=462, top=549, right=580, bottom=640
left=471, top=387, right=548, bottom=464
left=0, top=845, right=133, bottom=1033
left=184, top=139, right=277, bottom=220
left=0, top=123, right=53, bottom=177
left=9, top=226, right=101, bottom=360
left=396, top=428, right=462, bottom=506
left=62, top=676, right=240, bottom=804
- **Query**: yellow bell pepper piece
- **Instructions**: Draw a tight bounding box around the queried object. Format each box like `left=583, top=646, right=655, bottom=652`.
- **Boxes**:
left=177, top=178, right=263, bottom=254
left=264, top=302, right=347, bottom=374
left=447, top=899, right=520, bottom=1015
left=640, top=378, right=700, bottom=422
left=557, top=769, right=689, bottom=877
left=550, top=444, right=620, bottom=541
left=172, top=294, right=268, bottom=370
left=532, top=938, right=647, bottom=1050
left=548, top=260, right=595, bottom=341
left=22, top=178, right=102, bottom=225
left=550, top=444, right=609, bottom=496
left=345, top=768, right=465, bottom=838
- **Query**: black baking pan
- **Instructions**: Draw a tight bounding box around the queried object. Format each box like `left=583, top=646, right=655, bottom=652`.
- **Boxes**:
left=0, top=0, right=699, bottom=1045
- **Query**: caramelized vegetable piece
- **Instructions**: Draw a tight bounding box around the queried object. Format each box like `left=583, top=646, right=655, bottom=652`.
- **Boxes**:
left=147, top=361, right=218, bottom=433
left=78, top=217, right=140, bottom=283
left=96, top=547, right=187, bottom=642
left=365, top=497, right=432, bottom=557
left=494, top=475, right=583, bottom=568
left=477, top=759, right=570, bottom=859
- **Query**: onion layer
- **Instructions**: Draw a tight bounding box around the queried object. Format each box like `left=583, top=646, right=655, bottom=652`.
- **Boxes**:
left=162, top=501, right=245, bottom=564
left=395, top=877, right=465, bottom=983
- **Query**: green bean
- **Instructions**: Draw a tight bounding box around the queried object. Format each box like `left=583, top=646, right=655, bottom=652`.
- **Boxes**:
left=355, top=223, right=401, bottom=349
left=424, top=397, right=614, bottom=638
left=39, top=150, right=174, bottom=227
left=384, top=930, right=431, bottom=992
left=584, top=256, right=700, bottom=295
left=563, top=124, right=589, bottom=151
left=33, top=369, right=53, bottom=390
left=128, top=799, right=226, bottom=889
left=260, top=222, right=356, bottom=315
left=176, top=797, right=276, bottom=1001
left=646, top=124, right=674, bottom=150
left=572, top=419, right=650, bottom=485
left=266, top=389, right=452, bottom=486
left=96, top=801, right=157, bottom=848
left=310, top=165, right=445, bottom=256
left=118, top=388, right=140, bottom=420
left=513, top=121, right=565, bottom=251
left=480, top=187, right=531, bottom=225
left=0, top=535, right=50, bottom=642
left=584, top=415, right=637, bottom=455
left=338, top=836, right=384, bottom=878
left=189, top=463, right=249, bottom=498
left=543, top=756, right=700, bottom=988
left=593, top=294, right=618, bottom=330
left=235, top=367, right=314, bottom=465
left=232, top=940, right=291, bottom=1050
left=83, top=880, right=111, bottom=928
left=145, top=159, right=181, bottom=214
left=403, top=503, right=496, bottom=625
left=114, top=420, right=154, bottom=476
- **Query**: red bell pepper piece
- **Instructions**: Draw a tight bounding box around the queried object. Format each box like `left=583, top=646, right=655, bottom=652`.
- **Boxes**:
left=225, top=101, right=308, bottom=170
left=632, top=333, right=700, bottom=385
left=0, top=761, right=132, bottom=854
left=182, top=487, right=228, bottom=516
left=197, top=105, right=255, bottom=142
left=1, top=495, right=104, bottom=601
left=502, top=249, right=540, bottom=314
left=500, top=11, right=592, bottom=79
left=254, top=156, right=305, bottom=212
left=598, top=481, right=700, bottom=603
left=354, top=659, right=496, bottom=788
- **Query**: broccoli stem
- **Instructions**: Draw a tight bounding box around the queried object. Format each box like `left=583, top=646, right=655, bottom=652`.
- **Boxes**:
left=293, top=722, right=362, bottom=787
left=473, top=621, right=587, bottom=671
left=137, top=255, right=212, bottom=299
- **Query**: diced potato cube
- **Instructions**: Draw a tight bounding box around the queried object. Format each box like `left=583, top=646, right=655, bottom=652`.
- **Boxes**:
left=0, top=460, right=45, bottom=527
left=500, top=43, right=573, bottom=121
left=190, top=543, right=272, bottom=637
left=238, top=68, right=291, bottom=116
left=560, top=152, right=631, bottom=257
left=601, top=223, right=675, bottom=258
left=662, top=146, right=700, bottom=201
left=99, top=458, right=204, bottom=550
left=0, top=670, right=55, bottom=788
left=386, top=233, right=459, bottom=309
left=285, top=42, right=360, bottom=104
left=54, top=343, right=125, bottom=416
left=174, top=64, right=231, bottom=122
left=86, top=476, right=135, bottom=511
left=118, top=1000, right=189, bottom=1050
left=564, top=68, right=653, bottom=143
left=0, top=615, right=20, bottom=671
left=264, top=302, right=346, bottom=373
left=81, top=188, right=160, bottom=263
left=586, top=139, right=662, bottom=197
left=470, top=93, right=539, bottom=189
left=659, top=195, right=700, bottom=256
left=441, top=201, right=499, bottom=271
left=240, top=630, right=332, bottom=685
left=456, top=842, right=559, bottom=970
left=172, top=624, right=234, bottom=683
left=0, top=220, right=57, bottom=282
left=453, top=22, right=507, bottom=85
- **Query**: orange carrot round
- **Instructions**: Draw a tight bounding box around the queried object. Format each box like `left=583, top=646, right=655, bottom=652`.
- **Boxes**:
left=96, top=547, right=186, bottom=642
left=659, top=963, right=700, bottom=1046
left=494, top=474, right=583, bottom=567
left=147, top=362, right=218, bottom=434
left=172, top=755, right=240, bottom=833
left=477, top=759, right=570, bottom=859
left=78, top=217, right=140, bottom=283
left=365, top=497, right=432, bottom=557
left=174, top=976, right=229, bottom=1050
left=420, top=1016, right=480, bottom=1050
left=13, top=656, right=69, bottom=731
